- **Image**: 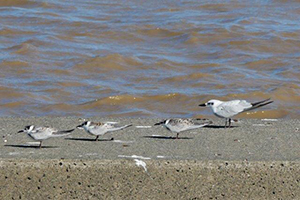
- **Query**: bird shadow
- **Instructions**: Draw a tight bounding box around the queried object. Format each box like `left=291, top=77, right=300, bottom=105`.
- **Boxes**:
left=4, top=144, right=58, bottom=149
left=65, top=137, right=114, bottom=142
left=203, top=125, right=238, bottom=129
left=143, top=136, right=193, bottom=140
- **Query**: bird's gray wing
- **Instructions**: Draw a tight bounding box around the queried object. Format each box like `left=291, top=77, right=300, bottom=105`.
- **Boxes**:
left=29, top=127, right=50, bottom=140
left=181, top=119, right=211, bottom=131
left=51, top=128, right=74, bottom=137
left=32, top=127, right=49, bottom=133
left=167, top=119, right=210, bottom=132
left=104, top=123, right=132, bottom=132
left=217, top=100, right=252, bottom=117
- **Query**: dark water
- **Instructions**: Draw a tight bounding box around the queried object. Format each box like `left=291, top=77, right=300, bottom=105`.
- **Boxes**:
left=0, top=0, right=299, bottom=118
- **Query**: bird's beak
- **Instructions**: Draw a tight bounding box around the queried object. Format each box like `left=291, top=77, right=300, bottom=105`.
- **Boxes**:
left=17, top=130, right=24, bottom=133
left=198, top=103, right=206, bottom=107
left=154, top=121, right=164, bottom=126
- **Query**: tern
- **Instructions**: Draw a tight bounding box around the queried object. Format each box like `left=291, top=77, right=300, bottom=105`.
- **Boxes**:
left=76, top=121, right=132, bottom=141
left=18, top=125, right=74, bottom=148
left=154, top=118, right=212, bottom=139
left=199, top=98, right=273, bottom=128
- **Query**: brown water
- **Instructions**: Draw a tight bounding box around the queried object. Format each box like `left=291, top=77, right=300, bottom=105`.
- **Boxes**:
left=0, top=0, right=299, bottom=118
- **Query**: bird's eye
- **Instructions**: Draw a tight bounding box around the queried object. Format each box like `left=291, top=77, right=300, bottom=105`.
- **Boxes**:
left=211, top=103, right=214, bottom=105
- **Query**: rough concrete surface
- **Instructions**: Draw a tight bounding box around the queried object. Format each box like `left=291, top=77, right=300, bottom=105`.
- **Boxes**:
left=0, top=117, right=299, bottom=199
left=0, top=159, right=299, bottom=199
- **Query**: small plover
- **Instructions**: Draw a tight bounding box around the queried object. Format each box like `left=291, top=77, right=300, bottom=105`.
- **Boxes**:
left=18, top=125, right=74, bottom=148
left=76, top=121, right=132, bottom=141
left=199, top=98, right=273, bottom=128
left=154, top=118, right=212, bottom=139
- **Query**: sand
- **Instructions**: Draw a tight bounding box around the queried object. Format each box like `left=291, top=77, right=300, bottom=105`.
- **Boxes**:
left=0, top=117, right=299, bottom=199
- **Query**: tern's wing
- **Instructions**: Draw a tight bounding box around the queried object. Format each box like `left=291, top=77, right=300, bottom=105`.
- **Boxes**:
left=217, top=100, right=252, bottom=117
left=29, top=127, right=52, bottom=140
left=105, top=121, right=119, bottom=124
left=33, top=127, right=50, bottom=133
left=87, top=122, right=131, bottom=134
left=51, top=128, right=74, bottom=137
left=181, top=119, right=211, bottom=131
left=167, top=119, right=210, bottom=132
left=244, top=99, right=273, bottom=112
left=104, top=123, right=132, bottom=132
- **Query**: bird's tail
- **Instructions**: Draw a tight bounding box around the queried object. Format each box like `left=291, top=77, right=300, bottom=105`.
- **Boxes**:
left=251, top=98, right=270, bottom=106
left=109, top=124, right=132, bottom=132
left=154, top=121, right=165, bottom=126
left=186, top=119, right=213, bottom=130
left=51, top=129, right=75, bottom=137
left=119, top=124, right=132, bottom=130
left=246, top=99, right=273, bottom=112
left=195, top=118, right=213, bottom=126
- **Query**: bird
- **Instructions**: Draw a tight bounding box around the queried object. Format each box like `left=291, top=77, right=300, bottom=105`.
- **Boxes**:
left=18, top=125, right=74, bottom=148
left=199, top=98, right=273, bottom=128
left=76, top=121, right=132, bottom=141
left=154, top=118, right=212, bottom=139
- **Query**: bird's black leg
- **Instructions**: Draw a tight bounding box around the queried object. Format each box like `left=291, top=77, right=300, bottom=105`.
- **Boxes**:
left=39, top=141, right=42, bottom=149
left=225, top=119, right=228, bottom=128
left=95, top=135, right=99, bottom=141
left=176, top=133, right=179, bottom=139
left=228, top=118, right=232, bottom=128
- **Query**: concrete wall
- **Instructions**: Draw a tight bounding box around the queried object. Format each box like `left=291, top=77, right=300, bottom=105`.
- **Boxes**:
left=0, top=159, right=299, bottom=199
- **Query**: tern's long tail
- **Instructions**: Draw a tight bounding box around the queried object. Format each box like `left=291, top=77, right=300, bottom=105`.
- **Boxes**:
left=51, top=129, right=75, bottom=137
left=192, top=122, right=212, bottom=129
left=247, top=99, right=273, bottom=112
left=185, top=120, right=212, bottom=131
left=109, top=124, right=132, bottom=132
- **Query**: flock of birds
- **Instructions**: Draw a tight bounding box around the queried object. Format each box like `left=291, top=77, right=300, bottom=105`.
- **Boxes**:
left=15, top=98, right=273, bottom=148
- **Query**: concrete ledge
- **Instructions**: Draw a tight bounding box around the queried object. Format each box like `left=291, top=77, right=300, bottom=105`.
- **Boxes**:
left=0, top=159, right=299, bottom=199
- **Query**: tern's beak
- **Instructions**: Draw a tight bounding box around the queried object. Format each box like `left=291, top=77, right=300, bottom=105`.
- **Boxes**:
left=198, top=103, right=207, bottom=107
left=154, top=121, right=164, bottom=126
left=17, top=130, right=24, bottom=133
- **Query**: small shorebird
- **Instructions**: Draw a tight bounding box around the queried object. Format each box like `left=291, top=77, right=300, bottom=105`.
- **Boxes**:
left=76, top=121, right=132, bottom=141
left=154, top=118, right=212, bottom=139
left=199, top=98, right=273, bottom=128
left=18, top=125, right=74, bottom=148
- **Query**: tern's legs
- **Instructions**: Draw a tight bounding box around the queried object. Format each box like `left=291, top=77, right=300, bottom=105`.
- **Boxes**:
left=224, top=118, right=232, bottom=128
left=95, top=135, right=99, bottom=141
left=176, top=133, right=179, bottom=139
left=39, top=141, right=42, bottom=149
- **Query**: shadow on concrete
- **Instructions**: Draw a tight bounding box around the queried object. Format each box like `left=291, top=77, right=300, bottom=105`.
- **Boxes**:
left=65, top=137, right=114, bottom=142
left=4, top=144, right=58, bottom=149
left=203, top=125, right=238, bottom=129
left=143, top=135, right=193, bottom=140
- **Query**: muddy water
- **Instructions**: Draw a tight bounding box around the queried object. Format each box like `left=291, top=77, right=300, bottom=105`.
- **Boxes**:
left=0, top=0, right=299, bottom=118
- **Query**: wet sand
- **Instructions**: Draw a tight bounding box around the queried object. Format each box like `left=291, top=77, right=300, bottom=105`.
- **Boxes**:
left=0, top=117, right=299, bottom=199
